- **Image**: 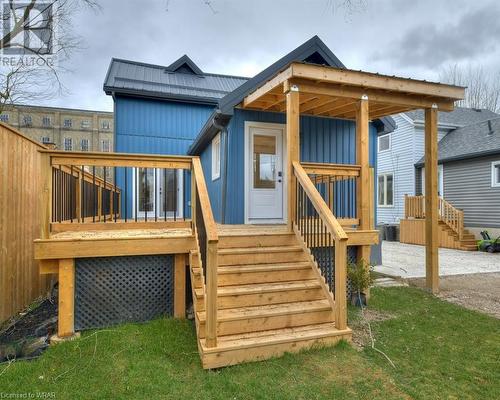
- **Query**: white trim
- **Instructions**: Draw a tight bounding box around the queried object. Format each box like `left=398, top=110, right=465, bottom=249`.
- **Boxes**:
left=244, top=121, right=287, bottom=224
left=492, top=161, right=500, bottom=188
left=211, top=132, right=221, bottom=181
left=377, top=172, right=394, bottom=208
left=378, top=133, right=391, bottom=153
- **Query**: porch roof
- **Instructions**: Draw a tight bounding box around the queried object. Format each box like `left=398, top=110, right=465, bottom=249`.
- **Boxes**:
left=242, top=62, right=466, bottom=120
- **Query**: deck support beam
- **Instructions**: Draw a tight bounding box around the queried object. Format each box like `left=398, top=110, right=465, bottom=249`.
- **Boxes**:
left=285, top=83, right=300, bottom=229
left=58, top=258, right=75, bottom=338
left=174, top=254, right=186, bottom=318
left=355, top=96, right=371, bottom=266
left=425, top=106, right=439, bottom=293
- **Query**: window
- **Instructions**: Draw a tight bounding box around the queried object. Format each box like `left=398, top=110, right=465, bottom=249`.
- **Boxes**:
left=42, top=116, right=51, bottom=127
left=378, top=173, right=394, bottom=207
left=41, top=136, right=51, bottom=144
left=64, top=137, right=72, bottom=151
left=81, top=120, right=91, bottom=129
left=63, top=119, right=72, bottom=128
left=211, top=133, right=221, bottom=180
left=378, top=134, right=391, bottom=152
left=101, top=139, right=110, bottom=152
left=101, top=120, right=110, bottom=130
left=23, top=115, right=32, bottom=126
left=0, top=114, right=9, bottom=122
left=492, top=161, right=500, bottom=187
left=81, top=139, right=89, bottom=151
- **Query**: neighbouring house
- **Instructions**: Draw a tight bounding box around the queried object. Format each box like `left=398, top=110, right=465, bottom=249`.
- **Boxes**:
left=0, top=104, right=114, bottom=152
left=24, top=36, right=464, bottom=368
left=414, top=116, right=500, bottom=239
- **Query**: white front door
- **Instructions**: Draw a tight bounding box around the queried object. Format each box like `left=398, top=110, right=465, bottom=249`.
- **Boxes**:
left=245, top=122, right=285, bottom=223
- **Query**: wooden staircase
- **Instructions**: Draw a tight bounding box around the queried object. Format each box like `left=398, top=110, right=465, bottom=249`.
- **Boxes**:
left=189, top=230, right=352, bottom=369
left=438, top=222, right=477, bottom=251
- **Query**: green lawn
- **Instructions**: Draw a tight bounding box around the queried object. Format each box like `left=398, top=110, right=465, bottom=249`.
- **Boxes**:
left=1, top=287, right=499, bottom=400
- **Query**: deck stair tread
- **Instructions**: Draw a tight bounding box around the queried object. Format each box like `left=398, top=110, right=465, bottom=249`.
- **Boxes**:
left=195, top=279, right=320, bottom=298
left=200, top=323, right=348, bottom=353
left=218, top=261, right=311, bottom=273
left=197, top=299, right=331, bottom=322
left=218, top=245, right=303, bottom=255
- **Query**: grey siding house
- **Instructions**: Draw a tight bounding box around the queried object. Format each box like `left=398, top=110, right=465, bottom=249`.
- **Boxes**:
left=376, top=108, right=499, bottom=229
left=415, top=117, right=500, bottom=237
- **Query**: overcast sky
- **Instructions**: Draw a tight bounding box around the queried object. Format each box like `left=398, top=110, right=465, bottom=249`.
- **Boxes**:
left=44, top=0, right=500, bottom=112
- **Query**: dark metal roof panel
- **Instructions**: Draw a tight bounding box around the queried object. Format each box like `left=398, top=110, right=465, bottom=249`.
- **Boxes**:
left=405, top=107, right=499, bottom=127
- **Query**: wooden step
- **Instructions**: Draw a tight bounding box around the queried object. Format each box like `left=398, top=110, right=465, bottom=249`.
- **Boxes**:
left=195, top=280, right=324, bottom=309
left=217, top=262, right=315, bottom=285
left=218, top=245, right=307, bottom=265
left=199, top=323, right=351, bottom=369
left=197, top=299, right=334, bottom=337
left=218, top=233, right=298, bottom=249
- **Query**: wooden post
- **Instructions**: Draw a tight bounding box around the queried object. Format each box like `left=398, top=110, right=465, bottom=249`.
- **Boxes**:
left=191, top=164, right=197, bottom=226
left=205, top=240, right=218, bottom=347
left=369, top=167, right=375, bottom=230
left=356, top=95, right=371, bottom=263
left=76, top=170, right=82, bottom=223
left=285, top=82, right=300, bottom=229
left=58, top=258, right=75, bottom=337
left=174, top=253, right=186, bottom=318
left=334, top=238, right=348, bottom=330
left=40, top=153, right=52, bottom=239
left=97, top=184, right=102, bottom=222
left=425, top=106, right=439, bottom=293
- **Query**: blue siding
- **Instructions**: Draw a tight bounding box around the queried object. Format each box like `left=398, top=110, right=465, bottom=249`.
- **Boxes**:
left=200, top=133, right=225, bottom=222
left=206, top=109, right=378, bottom=224
left=114, top=96, right=215, bottom=219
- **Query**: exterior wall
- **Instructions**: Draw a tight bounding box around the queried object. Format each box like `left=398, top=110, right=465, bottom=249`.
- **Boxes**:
left=0, top=105, right=113, bottom=151
left=377, top=114, right=450, bottom=224
left=206, top=108, right=377, bottom=224
left=114, top=96, right=215, bottom=219
left=441, top=155, right=500, bottom=229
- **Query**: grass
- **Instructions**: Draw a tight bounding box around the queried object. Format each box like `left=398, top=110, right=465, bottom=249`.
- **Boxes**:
left=0, top=287, right=499, bottom=400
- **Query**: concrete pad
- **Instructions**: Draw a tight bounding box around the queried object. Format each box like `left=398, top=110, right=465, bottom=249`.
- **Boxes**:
left=375, top=241, right=500, bottom=279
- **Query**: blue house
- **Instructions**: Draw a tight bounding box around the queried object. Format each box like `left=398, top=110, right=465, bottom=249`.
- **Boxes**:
left=103, top=36, right=392, bottom=225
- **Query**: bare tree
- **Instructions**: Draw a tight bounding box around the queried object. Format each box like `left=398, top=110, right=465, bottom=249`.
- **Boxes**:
left=439, top=64, right=500, bottom=113
left=0, top=0, right=99, bottom=113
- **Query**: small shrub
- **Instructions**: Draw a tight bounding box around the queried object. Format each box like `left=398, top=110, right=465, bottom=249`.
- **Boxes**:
left=347, top=259, right=373, bottom=294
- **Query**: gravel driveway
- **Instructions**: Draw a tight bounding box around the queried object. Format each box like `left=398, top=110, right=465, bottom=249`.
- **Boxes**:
left=375, top=241, right=500, bottom=278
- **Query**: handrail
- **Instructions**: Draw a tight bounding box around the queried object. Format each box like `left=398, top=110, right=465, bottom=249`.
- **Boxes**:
left=301, top=162, right=361, bottom=177
left=293, top=161, right=348, bottom=330
left=191, top=157, right=218, bottom=348
left=294, top=162, right=348, bottom=240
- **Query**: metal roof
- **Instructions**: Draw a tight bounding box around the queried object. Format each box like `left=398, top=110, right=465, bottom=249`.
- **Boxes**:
left=416, top=116, right=500, bottom=165
left=405, top=107, right=498, bottom=127
left=103, top=56, right=248, bottom=104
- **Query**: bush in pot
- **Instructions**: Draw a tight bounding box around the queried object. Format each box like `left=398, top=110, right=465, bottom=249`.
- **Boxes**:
left=347, top=259, right=373, bottom=307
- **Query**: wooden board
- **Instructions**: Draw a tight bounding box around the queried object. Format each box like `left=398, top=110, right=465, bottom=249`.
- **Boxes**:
left=0, top=124, right=51, bottom=322
left=400, top=219, right=470, bottom=250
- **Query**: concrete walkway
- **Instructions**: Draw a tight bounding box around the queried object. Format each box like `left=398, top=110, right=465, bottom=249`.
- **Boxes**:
left=375, top=241, right=500, bottom=278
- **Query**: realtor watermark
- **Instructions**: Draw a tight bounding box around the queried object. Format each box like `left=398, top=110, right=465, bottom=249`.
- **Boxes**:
left=0, top=393, right=56, bottom=399
left=0, top=0, right=58, bottom=67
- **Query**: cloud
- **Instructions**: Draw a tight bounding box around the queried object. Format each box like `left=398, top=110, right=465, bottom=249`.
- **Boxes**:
left=375, top=4, right=500, bottom=69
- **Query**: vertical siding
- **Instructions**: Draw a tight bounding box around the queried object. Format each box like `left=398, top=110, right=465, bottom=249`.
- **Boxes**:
left=0, top=124, right=51, bottom=322
left=442, top=155, right=500, bottom=228
left=114, top=96, right=215, bottom=219
left=200, top=133, right=225, bottom=222
left=217, top=109, right=378, bottom=224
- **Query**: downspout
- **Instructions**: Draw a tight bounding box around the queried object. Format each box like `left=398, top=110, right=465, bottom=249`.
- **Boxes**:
left=212, top=115, right=229, bottom=224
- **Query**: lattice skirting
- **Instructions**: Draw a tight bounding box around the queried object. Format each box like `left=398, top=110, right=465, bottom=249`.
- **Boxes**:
left=75, top=255, right=174, bottom=331
left=311, top=246, right=358, bottom=298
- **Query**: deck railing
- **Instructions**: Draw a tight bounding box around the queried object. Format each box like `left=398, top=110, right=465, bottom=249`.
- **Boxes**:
left=404, top=195, right=464, bottom=240
left=40, top=150, right=193, bottom=234
left=191, top=157, right=219, bottom=348
left=302, top=162, right=360, bottom=227
left=293, top=162, right=348, bottom=330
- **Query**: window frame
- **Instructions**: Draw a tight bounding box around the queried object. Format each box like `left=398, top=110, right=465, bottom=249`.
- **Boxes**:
left=492, top=161, right=500, bottom=188
left=41, top=136, right=51, bottom=144
left=63, top=119, right=72, bottom=128
left=64, top=137, right=73, bottom=151
left=378, top=133, right=391, bottom=153
left=22, top=115, right=32, bottom=127
left=101, top=139, right=110, bottom=152
left=211, top=132, right=221, bottom=181
left=42, top=116, right=51, bottom=127
left=81, top=120, right=91, bottom=129
left=0, top=113, right=9, bottom=122
left=81, top=138, right=89, bottom=151
left=101, top=120, right=110, bottom=130
left=378, top=173, right=394, bottom=207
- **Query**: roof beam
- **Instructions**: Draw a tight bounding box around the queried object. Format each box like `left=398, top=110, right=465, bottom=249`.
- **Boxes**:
left=289, top=79, right=455, bottom=112
left=290, top=63, right=465, bottom=100
left=243, top=67, right=292, bottom=107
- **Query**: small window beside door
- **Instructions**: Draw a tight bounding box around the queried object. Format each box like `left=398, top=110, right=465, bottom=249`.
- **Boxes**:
left=492, top=161, right=500, bottom=187
left=378, top=134, right=391, bottom=152
left=212, top=133, right=221, bottom=180
left=378, top=173, right=394, bottom=207
left=253, top=134, right=277, bottom=189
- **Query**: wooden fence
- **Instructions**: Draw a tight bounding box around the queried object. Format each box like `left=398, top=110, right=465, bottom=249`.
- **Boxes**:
left=0, top=123, right=52, bottom=322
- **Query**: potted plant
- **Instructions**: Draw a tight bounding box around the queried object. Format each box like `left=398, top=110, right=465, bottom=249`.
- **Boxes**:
left=347, top=259, right=373, bottom=307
